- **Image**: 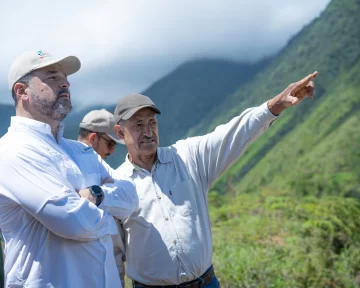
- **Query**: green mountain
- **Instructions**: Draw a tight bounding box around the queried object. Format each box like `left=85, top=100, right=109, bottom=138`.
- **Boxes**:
left=194, top=0, right=360, bottom=199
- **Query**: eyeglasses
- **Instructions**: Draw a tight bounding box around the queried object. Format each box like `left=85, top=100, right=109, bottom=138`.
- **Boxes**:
left=96, top=133, right=117, bottom=149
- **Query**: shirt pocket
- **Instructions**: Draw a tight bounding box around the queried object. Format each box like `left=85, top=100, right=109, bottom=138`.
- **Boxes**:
left=75, top=154, right=102, bottom=186
left=168, top=180, right=198, bottom=217
left=84, top=173, right=101, bottom=187
left=51, top=153, right=84, bottom=190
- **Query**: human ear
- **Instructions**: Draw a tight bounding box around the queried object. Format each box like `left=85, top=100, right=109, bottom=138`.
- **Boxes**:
left=13, top=83, right=30, bottom=103
left=114, top=125, right=125, bottom=141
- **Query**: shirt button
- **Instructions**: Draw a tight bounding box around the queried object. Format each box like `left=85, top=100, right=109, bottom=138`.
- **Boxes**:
left=173, top=240, right=177, bottom=244
left=158, top=195, right=161, bottom=199
left=165, top=217, right=169, bottom=221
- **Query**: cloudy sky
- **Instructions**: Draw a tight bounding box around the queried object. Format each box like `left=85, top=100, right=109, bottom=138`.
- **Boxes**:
left=0, top=0, right=330, bottom=107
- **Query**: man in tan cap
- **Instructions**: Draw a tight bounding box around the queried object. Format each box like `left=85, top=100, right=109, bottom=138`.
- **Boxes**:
left=0, top=50, right=139, bottom=288
left=112, top=69, right=317, bottom=288
left=78, top=109, right=121, bottom=159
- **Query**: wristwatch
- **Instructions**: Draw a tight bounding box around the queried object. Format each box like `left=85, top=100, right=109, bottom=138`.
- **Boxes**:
left=88, top=185, right=104, bottom=206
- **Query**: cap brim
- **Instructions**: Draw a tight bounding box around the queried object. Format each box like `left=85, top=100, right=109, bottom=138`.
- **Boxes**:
left=34, top=55, right=81, bottom=76
left=121, top=105, right=161, bottom=121
left=107, top=132, right=124, bottom=144
left=57, top=56, right=81, bottom=76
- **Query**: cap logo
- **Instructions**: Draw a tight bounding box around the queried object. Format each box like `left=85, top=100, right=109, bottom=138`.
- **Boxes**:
left=36, top=50, right=53, bottom=59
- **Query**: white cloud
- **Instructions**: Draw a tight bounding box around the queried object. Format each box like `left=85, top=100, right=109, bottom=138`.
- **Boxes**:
left=0, top=0, right=330, bottom=105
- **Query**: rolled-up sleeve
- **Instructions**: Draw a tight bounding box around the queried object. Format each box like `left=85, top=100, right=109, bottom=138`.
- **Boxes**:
left=0, top=146, right=118, bottom=241
left=185, top=102, right=278, bottom=189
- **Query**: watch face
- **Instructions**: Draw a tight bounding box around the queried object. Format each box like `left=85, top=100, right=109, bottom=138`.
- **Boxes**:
left=91, top=185, right=103, bottom=196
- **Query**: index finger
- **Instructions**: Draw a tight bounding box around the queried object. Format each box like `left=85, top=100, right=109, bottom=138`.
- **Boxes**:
left=294, top=71, right=318, bottom=91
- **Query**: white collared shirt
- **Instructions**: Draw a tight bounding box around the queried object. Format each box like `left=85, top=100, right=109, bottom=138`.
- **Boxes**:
left=114, top=102, right=278, bottom=285
left=0, top=116, right=139, bottom=288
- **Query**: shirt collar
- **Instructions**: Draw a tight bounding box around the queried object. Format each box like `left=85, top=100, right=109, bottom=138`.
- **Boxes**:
left=78, top=142, right=95, bottom=153
left=157, top=147, right=173, bottom=164
left=9, top=116, right=65, bottom=140
left=123, top=147, right=173, bottom=176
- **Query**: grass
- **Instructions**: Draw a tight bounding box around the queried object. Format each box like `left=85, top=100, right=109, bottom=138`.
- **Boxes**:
left=210, top=190, right=360, bottom=288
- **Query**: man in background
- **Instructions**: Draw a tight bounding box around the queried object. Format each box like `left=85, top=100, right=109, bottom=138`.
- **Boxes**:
left=78, top=109, right=121, bottom=159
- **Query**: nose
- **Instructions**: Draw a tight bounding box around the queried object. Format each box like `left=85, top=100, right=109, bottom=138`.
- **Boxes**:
left=109, top=145, right=116, bottom=154
left=142, top=124, right=152, bottom=137
left=60, top=76, right=70, bottom=89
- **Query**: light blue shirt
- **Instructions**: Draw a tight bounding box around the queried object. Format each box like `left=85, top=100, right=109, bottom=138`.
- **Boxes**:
left=0, top=116, right=139, bottom=288
left=115, top=102, right=277, bottom=285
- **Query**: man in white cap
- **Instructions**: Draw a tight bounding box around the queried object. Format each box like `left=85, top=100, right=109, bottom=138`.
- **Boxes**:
left=78, top=109, right=121, bottom=159
left=0, top=50, right=139, bottom=288
left=112, top=69, right=317, bottom=288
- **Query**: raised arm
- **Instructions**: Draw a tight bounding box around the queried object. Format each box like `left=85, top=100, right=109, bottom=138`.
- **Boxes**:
left=187, top=102, right=278, bottom=189
left=184, top=72, right=318, bottom=189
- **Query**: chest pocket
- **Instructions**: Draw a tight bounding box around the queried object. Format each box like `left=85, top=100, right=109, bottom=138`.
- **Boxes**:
left=168, top=180, right=198, bottom=217
left=75, top=154, right=101, bottom=186
left=51, top=153, right=84, bottom=190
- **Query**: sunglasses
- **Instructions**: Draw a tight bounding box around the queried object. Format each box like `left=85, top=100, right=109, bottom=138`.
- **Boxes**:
left=96, top=133, right=117, bottom=149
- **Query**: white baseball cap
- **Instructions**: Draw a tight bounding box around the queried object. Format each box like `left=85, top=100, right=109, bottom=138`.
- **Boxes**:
left=8, top=49, right=81, bottom=91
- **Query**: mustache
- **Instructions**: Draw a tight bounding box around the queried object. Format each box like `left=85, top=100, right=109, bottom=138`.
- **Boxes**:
left=140, top=136, right=155, bottom=143
left=57, top=88, right=70, bottom=98
left=141, top=136, right=154, bottom=140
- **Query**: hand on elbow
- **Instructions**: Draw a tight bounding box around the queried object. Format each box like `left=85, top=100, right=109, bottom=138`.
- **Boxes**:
left=79, top=188, right=97, bottom=205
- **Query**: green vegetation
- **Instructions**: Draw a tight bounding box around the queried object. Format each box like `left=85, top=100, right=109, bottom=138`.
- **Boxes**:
left=210, top=191, right=360, bottom=288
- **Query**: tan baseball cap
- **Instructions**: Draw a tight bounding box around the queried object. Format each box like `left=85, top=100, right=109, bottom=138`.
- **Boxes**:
left=8, top=49, right=81, bottom=91
left=79, top=109, right=121, bottom=143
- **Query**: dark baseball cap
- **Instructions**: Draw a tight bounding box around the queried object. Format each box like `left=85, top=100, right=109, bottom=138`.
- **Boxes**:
left=114, top=93, right=161, bottom=123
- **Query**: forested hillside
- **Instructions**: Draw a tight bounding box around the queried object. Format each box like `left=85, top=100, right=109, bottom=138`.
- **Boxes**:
left=203, top=0, right=360, bottom=286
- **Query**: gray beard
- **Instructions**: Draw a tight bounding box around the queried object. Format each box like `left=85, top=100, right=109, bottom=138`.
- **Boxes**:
left=30, top=90, right=72, bottom=121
